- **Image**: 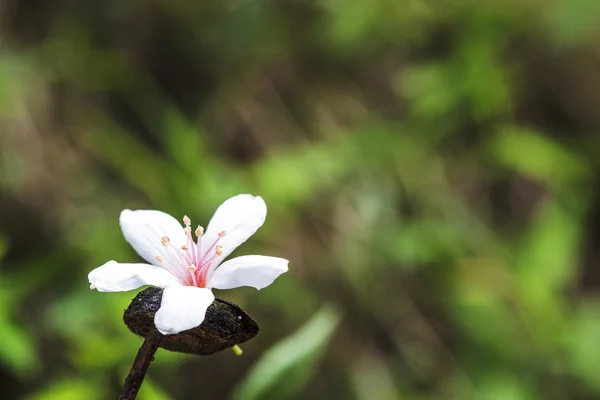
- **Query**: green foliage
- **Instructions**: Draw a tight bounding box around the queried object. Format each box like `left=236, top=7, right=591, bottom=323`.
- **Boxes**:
left=490, top=126, right=590, bottom=185
left=0, top=282, right=38, bottom=376
left=27, top=379, right=106, bottom=400
left=233, top=306, right=340, bottom=400
left=0, top=236, right=38, bottom=377
left=1, top=0, right=600, bottom=399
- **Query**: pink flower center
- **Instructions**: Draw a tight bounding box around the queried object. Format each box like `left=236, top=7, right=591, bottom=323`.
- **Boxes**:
left=154, top=215, right=226, bottom=287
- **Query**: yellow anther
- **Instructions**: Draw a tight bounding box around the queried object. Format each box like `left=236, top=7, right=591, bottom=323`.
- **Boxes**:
left=216, top=249, right=223, bottom=256
left=218, top=231, right=227, bottom=238
left=181, top=245, right=189, bottom=251
left=216, top=245, right=223, bottom=251
left=195, top=225, right=204, bottom=237
left=155, top=255, right=164, bottom=262
left=183, top=215, right=191, bottom=226
left=161, top=236, right=170, bottom=246
left=232, top=345, right=243, bottom=356
left=187, top=265, right=197, bottom=271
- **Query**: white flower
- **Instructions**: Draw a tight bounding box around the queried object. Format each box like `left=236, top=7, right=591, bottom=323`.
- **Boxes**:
left=88, top=194, right=289, bottom=335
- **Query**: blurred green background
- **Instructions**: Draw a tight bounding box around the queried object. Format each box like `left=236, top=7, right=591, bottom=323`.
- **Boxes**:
left=2, top=0, right=600, bottom=399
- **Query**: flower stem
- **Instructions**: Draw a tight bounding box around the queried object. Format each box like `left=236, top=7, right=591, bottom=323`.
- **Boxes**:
left=119, top=328, right=163, bottom=400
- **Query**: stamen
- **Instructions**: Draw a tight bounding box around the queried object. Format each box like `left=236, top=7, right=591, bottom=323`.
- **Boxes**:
left=152, top=243, right=190, bottom=285
left=189, top=266, right=198, bottom=286
left=196, top=226, right=203, bottom=266
left=232, top=345, right=243, bottom=356
left=218, top=231, right=227, bottom=237
left=199, top=250, right=220, bottom=270
left=167, top=241, right=192, bottom=266
left=183, top=215, right=191, bottom=227
left=184, top=227, right=197, bottom=265
left=90, top=283, right=96, bottom=290
left=156, top=248, right=188, bottom=284
left=200, top=236, right=225, bottom=270
left=159, top=235, right=194, bottom=277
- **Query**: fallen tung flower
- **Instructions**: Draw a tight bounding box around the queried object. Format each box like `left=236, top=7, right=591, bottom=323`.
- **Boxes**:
left=88, top=194, right=289, bottom=335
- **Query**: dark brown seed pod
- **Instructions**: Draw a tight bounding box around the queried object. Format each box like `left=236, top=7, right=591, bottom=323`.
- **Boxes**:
left=123, top=287, right=259, bottom=355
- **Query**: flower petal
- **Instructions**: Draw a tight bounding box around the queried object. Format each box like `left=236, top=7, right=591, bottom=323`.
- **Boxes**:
left=202, top=194, right=267, bottom=267
left=154, top=286, right=215, bottom=335
left=208, top=255, right=288, bottom=290
left=88, top=261, right=182, bottom=292
left=120, top=209, right=187, bottom=268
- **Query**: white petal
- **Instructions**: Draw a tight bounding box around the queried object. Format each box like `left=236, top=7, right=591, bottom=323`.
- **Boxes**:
left=202, top=194, right=267, bottom=267
left=154, top=286, right=215, bottom=335
left=208, top=255, right=288, bottom=290
left=120, top=209, right=187, bottom=269
left=88, top=261, right=182, bottom=292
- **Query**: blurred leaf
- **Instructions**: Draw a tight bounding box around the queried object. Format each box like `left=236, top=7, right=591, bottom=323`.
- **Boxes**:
left=563, top=302, right=600, bottom=392
left=545, top=0, right=600, bottom=44
left=475, top=372, right=536, bottom=400
left=0, top=277, right=38, bottom=375
left=135, top=377, right=173, bottom=400
left=515, top=196, right=587, bottom=353
left=0, top=311, right=38, bottom=375
left=400, top=63, right=460, bottom=118
left=351, top=352, right=400, bottom=400
left=390, top=219, right=470, bottom=263
left=319, top=0, right=381, bottom=49
left=456, top=39, right=512, bottom=119
left=233, top=306, right=341, bottom=400
left=452, top=300, right=524, bottom=363
left=0, top=54, right=29, bottom=117
left=254, top=139, right=354, bottom=207
left=76, top=109, right=176, bottom=207
left=490, top=126, right=590, bottom=184
left=162, top=109, right=211, bottom=175
left=27, top=379, right=105, bottom=400
left=518, top=198, right=584, bottom=296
